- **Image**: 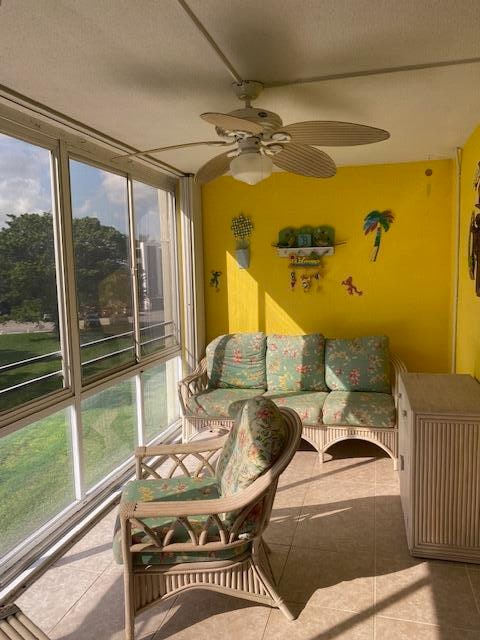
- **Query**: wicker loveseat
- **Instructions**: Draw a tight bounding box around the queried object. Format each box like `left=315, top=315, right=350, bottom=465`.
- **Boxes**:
left=179, top=333, right=406, bottom=468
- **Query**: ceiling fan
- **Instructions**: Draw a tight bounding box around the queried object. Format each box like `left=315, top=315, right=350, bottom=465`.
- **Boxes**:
left=115, top=80, right=390, bottom=186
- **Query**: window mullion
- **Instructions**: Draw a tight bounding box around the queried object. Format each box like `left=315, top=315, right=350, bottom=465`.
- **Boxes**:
left=127, top=177, right=142, bottom=363
left=135, top=373, right=145, bottom=446
left=127, top=177, right=145, bottom=446
left=168, top=191, right=182, bottom=349
left=57, top=139, right=85, bottom=499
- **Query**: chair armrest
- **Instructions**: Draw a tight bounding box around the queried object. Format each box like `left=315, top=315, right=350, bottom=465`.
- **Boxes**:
left=120, top=476, right=268, bottom=520
left=178, top=358, right=208, bottom=414
left=119, top=485, right=270, bottom=551
left=134, top=433, right=228, bottom=480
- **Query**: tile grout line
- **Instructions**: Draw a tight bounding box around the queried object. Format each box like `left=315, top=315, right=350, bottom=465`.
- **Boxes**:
left=152, top=594, right=179, bottom=639
left=258, top=607, right=274, bottom=640
left=466, top=565, right=480, bottom=617
left=375, top=612, right=480, bottom=633
left=48, top=562, right=113, bottom=634
left=271, top=452, right=318, bottom=601
left=273, top=457, right=313, bottom=587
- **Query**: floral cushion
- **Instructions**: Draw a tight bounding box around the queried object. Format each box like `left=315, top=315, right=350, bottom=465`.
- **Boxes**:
left=185, top=388, right=261, bottom=418
left=264, top=391, right=329, bottom=425
left=266, top=334, right=328, bottom=392
left=113, top=477, right=251, bottom=565
left=216, top=396, right=288, bottom=498
left=325, top=336, right=390, bottom=392
left=322, top=391, right=396, bottom=428
left=206, top=333, right=267, bottom=389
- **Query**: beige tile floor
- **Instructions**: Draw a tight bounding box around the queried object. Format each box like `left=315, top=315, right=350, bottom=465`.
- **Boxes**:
left=16, top=441, right=480, bottom=640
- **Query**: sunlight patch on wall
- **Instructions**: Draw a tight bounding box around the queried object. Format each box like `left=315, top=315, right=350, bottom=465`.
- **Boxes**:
left=264, top=292, right=304, bottom=334
left=226, top=251, right=259, bottom=332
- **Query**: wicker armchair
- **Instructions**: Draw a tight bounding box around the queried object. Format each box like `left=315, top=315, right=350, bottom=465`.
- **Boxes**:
left=114, top=397, right=302, bottom=640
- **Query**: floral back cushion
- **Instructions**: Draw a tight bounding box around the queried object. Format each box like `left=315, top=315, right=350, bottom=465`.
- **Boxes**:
left=206, top=333, right=267, bottom=389
left=216, top=396, right=288, bottom=498
left=325, top=336, right=391, bottom=392
left=266, top=334, right=328, bottom=392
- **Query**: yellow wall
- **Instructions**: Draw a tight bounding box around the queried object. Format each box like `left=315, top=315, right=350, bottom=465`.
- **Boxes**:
left=202, top=159, right=454, bottom=372
left=456, top=125, right=480, bottom=377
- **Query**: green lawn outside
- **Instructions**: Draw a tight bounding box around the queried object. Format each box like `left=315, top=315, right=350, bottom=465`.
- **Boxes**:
left=0, top=325, right=170, bottom=413
left=0, top=341, right=173, bottom=559
left=0, top=328, right=136, bottom=412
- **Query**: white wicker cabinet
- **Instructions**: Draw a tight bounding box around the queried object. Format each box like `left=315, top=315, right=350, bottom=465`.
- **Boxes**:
left=398, top=372, right=480, bottom=563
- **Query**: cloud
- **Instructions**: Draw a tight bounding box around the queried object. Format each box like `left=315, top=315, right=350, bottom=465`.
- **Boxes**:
left=0, top=134, right=52, bottom=227
left=102, top=172, right=127, bottom=205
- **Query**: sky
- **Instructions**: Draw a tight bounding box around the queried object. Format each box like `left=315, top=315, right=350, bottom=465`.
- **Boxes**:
left=0, top=133, right=52, bottom=228
left=0, top=132, right=166, bottom=239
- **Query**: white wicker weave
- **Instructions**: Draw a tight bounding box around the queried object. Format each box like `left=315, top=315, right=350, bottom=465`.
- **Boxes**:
left=120, top=407, right=302, bottom=640
left=179, top=355, right=406, bottom=469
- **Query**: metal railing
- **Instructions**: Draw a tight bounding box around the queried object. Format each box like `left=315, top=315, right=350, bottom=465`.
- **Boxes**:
left=0, top=320, right=176, bottom=397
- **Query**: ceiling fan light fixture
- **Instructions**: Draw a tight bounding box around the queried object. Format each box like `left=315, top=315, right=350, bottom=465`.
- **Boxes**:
left=230, top=151, right=273, bottom=185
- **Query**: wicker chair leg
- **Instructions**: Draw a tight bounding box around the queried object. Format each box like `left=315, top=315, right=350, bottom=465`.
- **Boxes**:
left=123, top=573, right=135, bottom=640
left=251, top=549, right=297, bottom=621
left=276, top=600, right=296, bottom=621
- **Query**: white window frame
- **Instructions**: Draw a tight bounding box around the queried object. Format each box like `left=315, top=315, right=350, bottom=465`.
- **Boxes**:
left=0, top=109, right=186, bottom=587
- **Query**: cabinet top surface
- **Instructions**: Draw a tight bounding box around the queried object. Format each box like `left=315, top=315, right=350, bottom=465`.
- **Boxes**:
left=401, top=373, right=480, bottom=415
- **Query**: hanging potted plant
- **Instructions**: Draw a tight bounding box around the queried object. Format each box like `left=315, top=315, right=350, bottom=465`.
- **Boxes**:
left=231, top=213, right=254, bottom=269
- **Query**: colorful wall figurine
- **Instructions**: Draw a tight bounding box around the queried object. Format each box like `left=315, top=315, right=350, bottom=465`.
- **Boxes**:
left=468, top=213, right=480, bottom=296
left=341, top=276, right=363, bottom=296
left=300, top=271, right=321, bottom=292
left=231, top=213, right=254, bottom=269
left=473, top=161, right=480, bottom=204
left=363, top=210, right=394, bottom=261
left=209, top=270, right=222, bottom=292
left=468, top=162, right=480, bottom=296
left=290, top=271, right=297, bottom=290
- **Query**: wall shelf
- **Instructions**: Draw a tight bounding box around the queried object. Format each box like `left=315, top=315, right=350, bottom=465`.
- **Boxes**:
left=276, top=246, right=334, bottom=257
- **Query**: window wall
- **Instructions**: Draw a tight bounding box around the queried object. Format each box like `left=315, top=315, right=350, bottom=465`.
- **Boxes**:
left=0, top=125, right=182, bottom=575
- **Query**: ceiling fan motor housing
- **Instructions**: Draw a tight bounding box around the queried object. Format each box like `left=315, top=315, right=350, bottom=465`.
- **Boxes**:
left=215, top=107, right=284, bottom=138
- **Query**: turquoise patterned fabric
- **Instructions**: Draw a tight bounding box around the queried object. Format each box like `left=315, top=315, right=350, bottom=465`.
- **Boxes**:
left=264, top=391, right=329, bottom=425
left=206, top=333, right=267, bottom=389
left=216, top=397, right=289, bottom=535
left=322, top=391, right=396, bottom=428
left=216, top=396, right=288, bottom=498
left=325, top=336, right=390, bottom=392
left=113, top=477, right=251, bottom=565
left=266, top=334, right=328, bottom=392
left=185, top=388, right=260, bottom=418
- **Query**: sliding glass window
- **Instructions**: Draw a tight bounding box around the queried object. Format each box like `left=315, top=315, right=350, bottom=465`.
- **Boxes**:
left=133, top=180, right=177, bottom=356
left=70, top=160, right=135, bottom=381
left=0, top=125, right=182, bottom=579
left=0, top=133, right=66, bottom=413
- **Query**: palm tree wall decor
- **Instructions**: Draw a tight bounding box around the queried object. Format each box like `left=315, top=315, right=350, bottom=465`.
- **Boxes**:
left=363, top=210, right=395, bottom=261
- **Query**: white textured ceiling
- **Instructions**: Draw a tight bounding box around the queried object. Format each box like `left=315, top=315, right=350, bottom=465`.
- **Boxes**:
left=1, top=0, right=479, bottom=174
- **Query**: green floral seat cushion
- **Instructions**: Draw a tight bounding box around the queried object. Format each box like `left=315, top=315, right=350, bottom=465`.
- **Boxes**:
left=322, top=391, right=396, bottom=428
left=206, top=333, right=267, bottom=389
left=325, top=336, right=390, bottom=392
left=113, top=477, right=250, bottom=565
left=266, top=334, right=328, bottom=392
left=185, top=388, right=261, bottom=418
left=264, top=391, right=329, bottom=425
left=216, top=396, right=288, bottom=499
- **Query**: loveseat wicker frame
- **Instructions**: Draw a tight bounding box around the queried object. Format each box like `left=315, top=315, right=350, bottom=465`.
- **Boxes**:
left=179, top=355, right=406, bottom=469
